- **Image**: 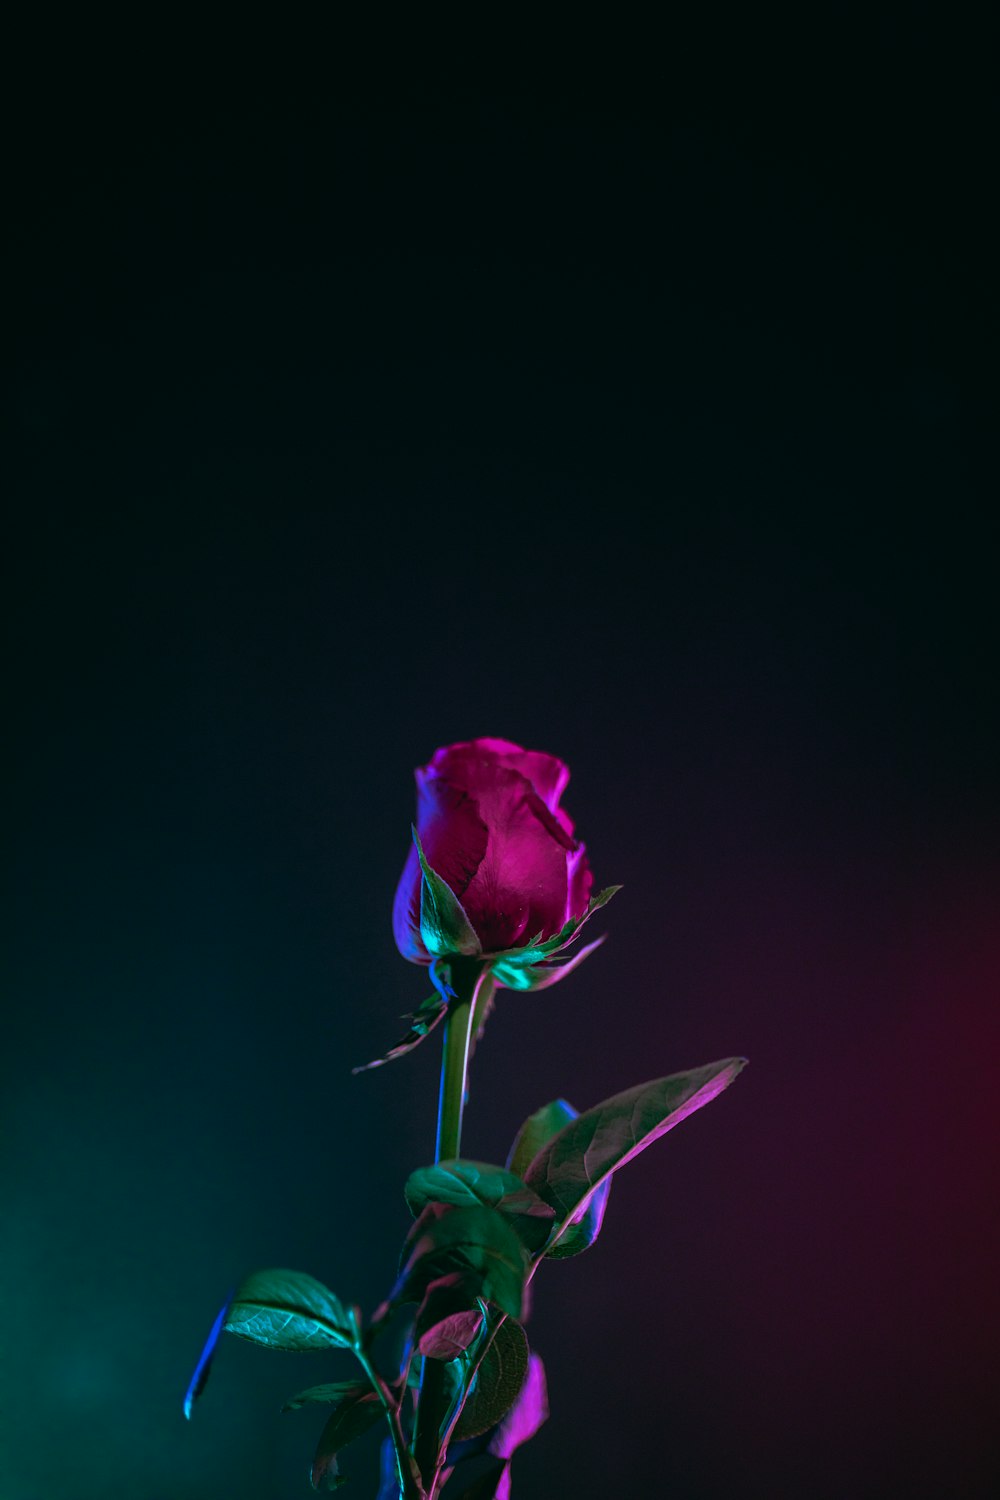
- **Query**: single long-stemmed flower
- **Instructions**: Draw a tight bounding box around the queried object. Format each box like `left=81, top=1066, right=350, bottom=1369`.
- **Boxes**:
left=184, top=737, right=746, bottom=1499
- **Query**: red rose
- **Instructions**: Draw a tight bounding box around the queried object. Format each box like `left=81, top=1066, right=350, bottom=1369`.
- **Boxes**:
left=393, top=737, right=594, bottom=963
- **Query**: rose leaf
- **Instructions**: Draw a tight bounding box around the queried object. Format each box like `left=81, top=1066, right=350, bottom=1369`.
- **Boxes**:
left=310, top=1388, right=385, bottom=1491
left=404, top=1161, right=555, bottom=1255
left=489, top=1351, right=548, bottom=1458
left=282, top=1380, right=369, bottom=1412
left=524, top=1058, right=747, bottom=1254
left=394, top=1205, right=529, bottom=1321
left=452, top=1318, right=530, bottom=1441
left=223, top=1269, right=356, bottom=1353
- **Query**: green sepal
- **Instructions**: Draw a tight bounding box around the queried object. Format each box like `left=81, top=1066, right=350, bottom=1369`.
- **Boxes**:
left=491, top=935, right=606, bottom=991
left=352, top=988, right=449, bottom=1073
left=224, top=1269, right=357, bottom=1353
left=486, top=885, right=621, bottom=966
left=414, top=828, right=482, bottom=958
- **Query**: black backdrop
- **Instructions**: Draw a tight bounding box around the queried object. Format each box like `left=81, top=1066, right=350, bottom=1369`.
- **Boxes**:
left=4, top=13, right=997, bottom=1499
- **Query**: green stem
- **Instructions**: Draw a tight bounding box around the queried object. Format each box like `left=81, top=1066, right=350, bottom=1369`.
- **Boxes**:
left=432, top=1307, right=507, bottom=1493
left=355, top=1345, right=423, bottom=1500
left=413, top=959, right=489, bottom=1494
left=434, top=969, right=480, bottom=1162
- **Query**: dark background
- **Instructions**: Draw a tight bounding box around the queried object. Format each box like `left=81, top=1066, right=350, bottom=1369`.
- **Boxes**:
left=4, top=12, right=998, bottom=1499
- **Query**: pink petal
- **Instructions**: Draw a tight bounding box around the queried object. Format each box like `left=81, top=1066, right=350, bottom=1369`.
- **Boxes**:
left=459, top=767, right=572, bottom=951
left=430, top=738, right=571, bottom=812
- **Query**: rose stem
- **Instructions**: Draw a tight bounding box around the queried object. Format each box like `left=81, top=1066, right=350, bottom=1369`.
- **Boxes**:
left=412, top=958, right=489, bottom=1492
left=435, top=958, right=486, bottom=1161
left=354, top=1345, right=422, bottom=1500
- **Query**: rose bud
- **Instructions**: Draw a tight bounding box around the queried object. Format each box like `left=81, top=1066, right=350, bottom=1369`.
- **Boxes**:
left=355, top=740, right=619, bottom=1073
left=393, top=738, right=619, bottom=987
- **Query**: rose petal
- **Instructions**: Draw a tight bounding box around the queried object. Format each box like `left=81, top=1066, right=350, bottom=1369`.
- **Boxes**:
left=430, top=739, right=571, bottom=813
left=458, top=767, right=572, bottom=951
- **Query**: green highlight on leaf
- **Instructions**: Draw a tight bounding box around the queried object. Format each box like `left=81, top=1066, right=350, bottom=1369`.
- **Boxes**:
left=524, top=1057, right=747, bottom=1256
left=414, top=827, right=483, bottom=959
left=224, top=1269, right=356, bottom=1353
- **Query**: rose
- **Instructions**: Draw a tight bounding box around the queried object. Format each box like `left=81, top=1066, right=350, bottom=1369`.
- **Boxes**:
left=355, top=739, right=616, bottom=1071
left=393, top=737, right=594, bottom=963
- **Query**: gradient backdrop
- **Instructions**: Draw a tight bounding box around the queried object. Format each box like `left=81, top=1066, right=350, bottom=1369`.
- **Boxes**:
left=4, top=18, right=997, bottom=1500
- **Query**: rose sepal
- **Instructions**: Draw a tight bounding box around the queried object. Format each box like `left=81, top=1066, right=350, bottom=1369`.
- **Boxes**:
left=413, top=828, right=483, bottom=959
left=491, top=935, right=606, bottom=992
left=484, top=884, right=622, bottom=968
left=352, top=961, right=457, bottom=1073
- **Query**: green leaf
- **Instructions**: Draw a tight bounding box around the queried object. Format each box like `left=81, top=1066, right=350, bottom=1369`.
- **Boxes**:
left=415, top=1276, right=485, bottom=1360
left=489, top=1351, right=548, bottom=1459
left=414, top=828, right=482, bottom=958
left=282, top=1380, right=368, bottom=1412
left=395, top=1205, right=529, bottom=1321
left=506, top=1100, right=577, bottom=1180
left=507, top=1099, right=611, bottom=1258
left=310, top=1388, right=385, bottom=1491
left=352, top=989, right=449, bottom=1073
left=453, top=1319, right=530, bottom=1440
left=545, top=1175, right=611, bottom=1258
left=404, top=1161, right=555, bottom=1254
left=224, top=1269, right=356, bottom=1353
left=523, top=1058, right=747, bottom=1253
